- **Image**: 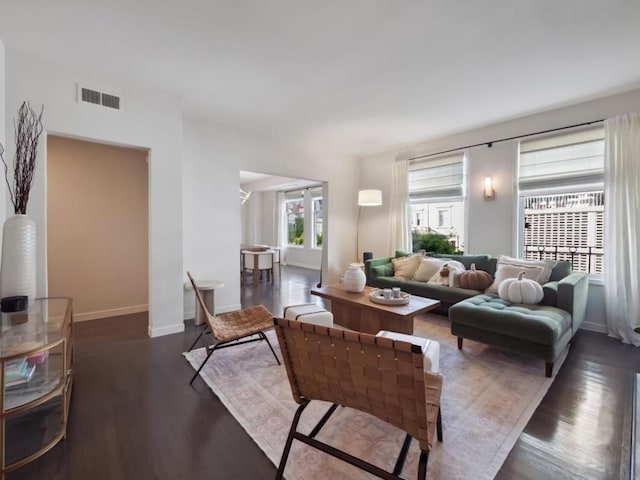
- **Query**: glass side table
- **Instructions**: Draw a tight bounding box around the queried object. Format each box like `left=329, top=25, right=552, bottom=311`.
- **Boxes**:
left=0, top=297, right=73, bottom=478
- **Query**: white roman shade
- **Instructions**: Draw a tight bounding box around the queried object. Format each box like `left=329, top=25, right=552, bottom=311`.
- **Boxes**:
left=519, top=127, right=604, bottom=191
left=284, top=189, right=305, bottom=201
left=309, top=186, right=323, bottom=200
left=408, top=153, right=464, bottom=202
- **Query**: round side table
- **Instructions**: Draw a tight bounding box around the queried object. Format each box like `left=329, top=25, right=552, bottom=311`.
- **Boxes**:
left=184, top=279, right=224, bottom=325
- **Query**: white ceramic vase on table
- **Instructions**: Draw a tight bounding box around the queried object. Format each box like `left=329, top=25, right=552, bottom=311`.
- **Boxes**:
left=0, top=214, right=37, bottom=304
left=343, top=263, right=366, bottom=292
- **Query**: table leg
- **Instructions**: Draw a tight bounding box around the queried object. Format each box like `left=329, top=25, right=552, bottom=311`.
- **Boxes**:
left=253, top=255, right=259, bottom=286
left=195, top=294, right=203, bottom=325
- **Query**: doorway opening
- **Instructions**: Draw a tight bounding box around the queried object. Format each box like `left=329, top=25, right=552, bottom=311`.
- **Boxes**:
left=47, top=135, right=149, bottom=322
left=239, top=170, right=327, bottom=284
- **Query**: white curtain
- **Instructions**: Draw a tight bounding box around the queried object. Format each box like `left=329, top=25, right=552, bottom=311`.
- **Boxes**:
left=389, top=159, right=411, bottom=255
left=604, top=113, right=640, bottom=345
left=276, top=191, right=287, bottom=265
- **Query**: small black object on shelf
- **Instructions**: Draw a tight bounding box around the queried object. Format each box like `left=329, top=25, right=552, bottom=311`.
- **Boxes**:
left=1, top=296, right=28, bottom=313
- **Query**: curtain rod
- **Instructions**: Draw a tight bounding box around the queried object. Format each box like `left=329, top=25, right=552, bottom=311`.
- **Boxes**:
left=408, top=118, right=605, bottom=162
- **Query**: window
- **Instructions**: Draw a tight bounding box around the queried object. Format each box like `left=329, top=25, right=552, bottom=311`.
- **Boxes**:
left=408, top=153, right=465, bottom=252
left=284, top=186, right=324, bottom=248
left=437, top=208, right=451, bottom=228
left=285, top=191, right=304, bottom=246
left=518, top=127, right=604, bottom=275
left=310, top=187, right=323, bottom=247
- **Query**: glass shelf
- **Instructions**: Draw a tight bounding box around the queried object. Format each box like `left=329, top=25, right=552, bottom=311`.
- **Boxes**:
left=0, top=298, right=73, bottom=476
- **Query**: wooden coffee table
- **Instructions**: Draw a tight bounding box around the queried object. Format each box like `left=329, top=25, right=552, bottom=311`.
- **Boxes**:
left=310, top=285, right=440, bottom=335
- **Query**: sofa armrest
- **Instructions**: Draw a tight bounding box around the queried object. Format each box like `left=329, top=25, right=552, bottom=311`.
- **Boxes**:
left=364, top=257, right=393, bottom=283
left=557, top=272, right=589, bottom=333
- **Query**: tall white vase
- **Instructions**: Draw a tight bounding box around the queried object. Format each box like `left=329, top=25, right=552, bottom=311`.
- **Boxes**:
left=0, top=214, right=37, bottom=303
left=343, top=263, right=366, bottom=293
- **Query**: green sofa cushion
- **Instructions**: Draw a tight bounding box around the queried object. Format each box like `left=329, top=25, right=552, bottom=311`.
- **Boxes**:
left=541, top=281, right=559, bottom=306
left=449, top=295, right=572, bottom=346
left=549, top=260, right=572, bottom=281
left=372, top=263, right=393, bottom=277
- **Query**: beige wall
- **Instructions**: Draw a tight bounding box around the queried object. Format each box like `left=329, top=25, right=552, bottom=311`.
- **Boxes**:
left=47, top=136, right=149, bottom=321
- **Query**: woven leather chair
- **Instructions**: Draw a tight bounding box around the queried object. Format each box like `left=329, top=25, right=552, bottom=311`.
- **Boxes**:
left=186, top=272, right=280, bottom=384
left=273, top=318, right=443, bottom=480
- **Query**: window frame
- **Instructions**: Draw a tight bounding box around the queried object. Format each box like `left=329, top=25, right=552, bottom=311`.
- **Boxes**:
left=285, top=194, right=305, bottom=247
left=408, top=153, right=467, bottom=253
left=516, top=127, right=605, bottom=281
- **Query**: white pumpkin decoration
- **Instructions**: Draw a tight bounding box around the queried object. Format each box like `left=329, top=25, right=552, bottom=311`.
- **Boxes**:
left=498, top=271, right=543, bottom=304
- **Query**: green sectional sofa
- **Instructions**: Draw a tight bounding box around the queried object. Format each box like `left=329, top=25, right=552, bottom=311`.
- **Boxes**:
left=364, top=252, right=589, bottom=376
left=366, top=252, right=496, bottom=312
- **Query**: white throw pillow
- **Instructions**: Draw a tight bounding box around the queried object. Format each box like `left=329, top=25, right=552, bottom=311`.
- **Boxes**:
left=392, top=254, right=423, bottom=280
left=413, top=258, right=449, bottom=282
left=487, top=255, right=556, bottom=293
left=427, top=260, right=466, bottom=287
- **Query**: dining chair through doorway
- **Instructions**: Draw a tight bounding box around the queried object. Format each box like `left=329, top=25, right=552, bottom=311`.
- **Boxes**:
left=186, top=271, right=280, bottom=385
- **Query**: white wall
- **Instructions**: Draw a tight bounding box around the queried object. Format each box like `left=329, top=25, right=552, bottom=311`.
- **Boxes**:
left=358, top=88, right=640, bottom=332
left=182, top=115, right=357, bottom=318
left=5, top=50, right=184, bottom=337
left=0, top=37, right=5, bottom=228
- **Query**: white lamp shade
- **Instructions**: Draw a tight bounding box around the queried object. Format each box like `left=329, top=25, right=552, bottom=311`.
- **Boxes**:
left=358, top=189, right=382, bottom=206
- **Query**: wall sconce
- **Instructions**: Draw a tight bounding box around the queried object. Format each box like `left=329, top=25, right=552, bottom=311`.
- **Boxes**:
left=484, top=176, right=495, bottom=200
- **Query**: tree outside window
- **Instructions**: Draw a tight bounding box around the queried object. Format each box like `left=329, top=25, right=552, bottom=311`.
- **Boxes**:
left=286, top=199, right=304, bottom=245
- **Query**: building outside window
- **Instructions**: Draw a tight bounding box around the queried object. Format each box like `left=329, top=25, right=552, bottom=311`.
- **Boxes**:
left=408, top=153, right=465, bottom=252
left=285, top=192, right=304, bottom=246
left=310, top=187, right=323, bottom=247
left=284, top=186, right=323, bottom=247
left=437, top=208, right=451, bottom=228
left=518, top=127, right=604, bottom=275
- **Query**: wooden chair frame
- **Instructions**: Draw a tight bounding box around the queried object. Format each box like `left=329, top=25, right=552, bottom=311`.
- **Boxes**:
left=186, top=272, right=280, bottom=385
left=273, top=318, right=443, bottom=480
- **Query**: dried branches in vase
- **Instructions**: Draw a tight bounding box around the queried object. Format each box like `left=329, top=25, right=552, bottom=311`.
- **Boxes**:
left=0, top=101, right=44, bottom=306
left=0, top=101, right=44, bottom=214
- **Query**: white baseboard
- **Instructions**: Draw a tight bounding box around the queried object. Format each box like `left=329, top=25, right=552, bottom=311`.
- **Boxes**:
left=580, top=321, right=608, bottom=334
left=284, top=261, right=321, bottom=271
left=148, top=322, right=185, bottom=338
left=74, top=304, right=149, bottom=322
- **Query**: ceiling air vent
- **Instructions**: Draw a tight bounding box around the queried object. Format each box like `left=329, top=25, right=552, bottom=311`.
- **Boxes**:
left=77, top=84, right=123, bottom=111
left=101, top=93, right=120, bottom=110
left=80, top=87, right=101, bottom=105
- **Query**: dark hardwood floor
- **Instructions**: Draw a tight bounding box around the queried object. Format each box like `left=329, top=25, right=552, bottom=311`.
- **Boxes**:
left=8, top=265, right=639, bottom=479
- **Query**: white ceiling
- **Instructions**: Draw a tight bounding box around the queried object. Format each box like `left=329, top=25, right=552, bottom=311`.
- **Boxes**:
left=1, top=1, right=639, bottom=158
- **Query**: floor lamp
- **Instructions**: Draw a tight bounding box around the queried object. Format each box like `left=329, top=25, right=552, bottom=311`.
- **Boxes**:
left=356, top=189, right=383, bottom=263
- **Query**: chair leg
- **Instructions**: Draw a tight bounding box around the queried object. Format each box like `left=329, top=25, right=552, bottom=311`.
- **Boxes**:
left=187, top=328, right=208, bottom=352
left=545, top=361, right=553, bottom=378
left=417, top=450, right=429, bottom=480
left=275, top=400, right=310, bottom=480
left=457, top=337, right=463, bottom=350
left=393, top=434, right=412, bottom=476
left=189, top=344, right=218, bottom=385
left=260, top=331, right=281, bottom=365
left=437, top=408, right=443, bottom=442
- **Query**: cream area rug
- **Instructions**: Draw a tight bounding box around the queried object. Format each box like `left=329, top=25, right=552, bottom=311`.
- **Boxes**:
left=184, top=314, right=566, bottom=479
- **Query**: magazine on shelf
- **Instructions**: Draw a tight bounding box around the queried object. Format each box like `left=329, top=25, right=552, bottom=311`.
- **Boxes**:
left=5, top=357, right=37, bottom=387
